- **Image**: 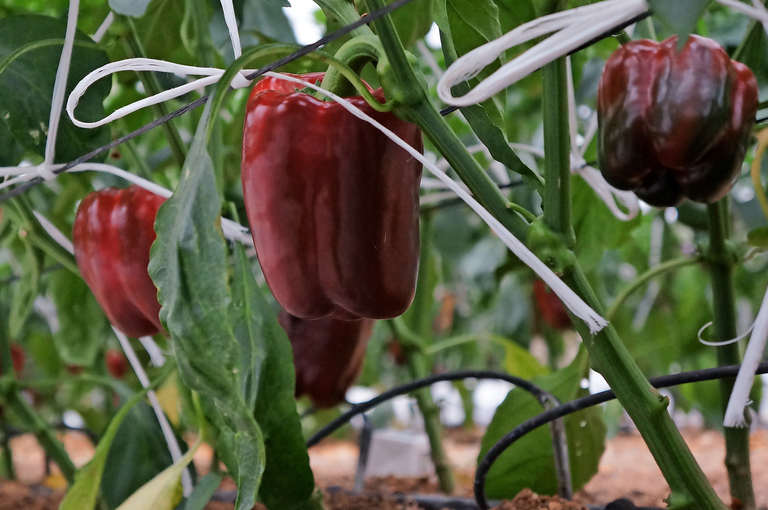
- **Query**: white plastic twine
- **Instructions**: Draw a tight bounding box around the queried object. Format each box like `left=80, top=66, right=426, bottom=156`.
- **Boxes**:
left=724, top=289, right=768, bottom=427
left=266, top=72, right=608, bottom=334
left=436, top=0, right=649, bottom=107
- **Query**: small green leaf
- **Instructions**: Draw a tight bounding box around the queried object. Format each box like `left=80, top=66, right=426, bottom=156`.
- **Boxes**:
left=59, top=382, right=157, bottom=510
left=115, top=438, right=200, bottom=510
left=109, top=0, right=153, bottom=17
left=9, top=236, right=43, bottom=338
left=49, top=270, right=109, bottom=367
left=648, top=0, right=711, bottom=44
left=0, top=15, right=110, bottom=163
left=478, top=347, right=605, bottom=498
left=747, top=227, right=768, bottom=248
left=489, top=336, right=549, bottom=380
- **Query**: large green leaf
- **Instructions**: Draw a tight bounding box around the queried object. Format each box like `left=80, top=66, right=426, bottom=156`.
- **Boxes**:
left=0, top=15, right=110, bottom=163
left=231, top=244, right=318, bottom=510
left=49, top=270, right=109, bottom=367
left=148, top=102, right=266, bottom=510
left=359, top=0, right=434, bottom=49
left=0, top=118, right=23, bottom=167
left=478, top=347, right=606, bottom=498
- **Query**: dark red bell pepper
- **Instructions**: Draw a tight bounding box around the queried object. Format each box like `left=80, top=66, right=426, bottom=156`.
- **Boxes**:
left=73, top=186, right=164, bottom=338
left=242, top=72, right=423, bottom=320
left=533, top=279, right=571, bottom=331
left=597, top=35, right=758, bottom=207
left=105, top=349, right=129, bottom=379
left=279, top=311, right=375, bottom=408
left=0, top=344, right=25, bottom=375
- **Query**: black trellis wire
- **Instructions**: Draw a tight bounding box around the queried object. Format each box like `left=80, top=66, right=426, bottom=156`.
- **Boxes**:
left=0, top=4, right=656, bottom=205
left=303, top=362, right=768, bottom=510
left=306, top=370, right=574, bottom=499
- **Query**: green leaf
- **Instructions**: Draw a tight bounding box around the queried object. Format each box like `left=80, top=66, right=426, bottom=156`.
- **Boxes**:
left=0, top=15, right=110, bottom=163
left=490, top=336, right=549, bottom=380
left=109, top=0, right=153, bottom=17
left=100, top=402, right=180, bottom=509
left=8, top=236, right=43, bottom=338
left=183, top=473, right=224, bottom=510
left=231, top=243, right=318, bottom=510
left=444, top=0, right=505, bottom=126
left=478, top=347, right=606, bottom=499
left=0, top=117, right=23, bottom=167
left=360, top=0, right=433, bottom=49
left=148, top=102, right=265, bottom=510
left=130, top=0, right=195, bottom=65
left=239, top=0, right=297, bottom=44
left=747, top=227, right=768, bottom=248
left=648, top=0, right=711, bottom=43
left=441, top=31, right=543, bottom=191
left=59, top=382, right=157, bottom=510
left=115, top=438, right=200, bottom=510
left=49, top=269, right=109, bottom=367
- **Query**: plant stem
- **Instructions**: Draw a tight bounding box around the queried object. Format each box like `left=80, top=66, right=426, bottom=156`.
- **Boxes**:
left=541, top=58, right=574, bottom=247
left=313, top=0, right=374, bottom=38
left=540, top=46, right=725, bottom=509
left=606, top=256, right=703, bottom=321
left=122, top=17, right=188, bottom=168
left=397, top=214, right=455, bottom=494
left=706, top=199, right=756, bottom=510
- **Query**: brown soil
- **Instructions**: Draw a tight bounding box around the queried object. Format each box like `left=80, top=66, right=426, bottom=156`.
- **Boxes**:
left=4, top=427, right=768, bottom=509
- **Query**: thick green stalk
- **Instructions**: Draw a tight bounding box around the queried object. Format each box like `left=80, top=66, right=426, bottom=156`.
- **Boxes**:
left=541, top=59, right=574, bottom=247
left=538, top=51, right=725, bottom=510
left=314, top=0, right=374, bottom=38
left=122, top=17, right=188, bottom=168
left=399, top=214, right=455, bottom=494
left=364, top=0, right=725, bottom=502
left=706, top=200, right=755, bottom=510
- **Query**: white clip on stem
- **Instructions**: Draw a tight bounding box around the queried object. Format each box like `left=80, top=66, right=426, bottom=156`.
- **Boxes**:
left=268, top=72, right=607, bottom=333
left=724, top=288, right=768, bottom=427
left=436, top=0, right=649, bottom=107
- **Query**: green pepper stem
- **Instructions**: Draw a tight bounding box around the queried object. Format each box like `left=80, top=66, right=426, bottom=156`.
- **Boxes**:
left=606, top=256, right=703, bottom=321
left=318, top=35, right=382, bottom=98
left=539, top=36, right=725, bottom=509
left=706, top=199, right=756, bottom=510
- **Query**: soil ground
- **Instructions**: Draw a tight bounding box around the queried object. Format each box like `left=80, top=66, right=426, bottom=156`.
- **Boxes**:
left=2, top=427, right=768, bottom=509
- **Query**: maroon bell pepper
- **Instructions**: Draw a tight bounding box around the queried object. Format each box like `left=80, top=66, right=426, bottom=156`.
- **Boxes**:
left=597, top=35, right=758, bottom=207
left=73, top=186, right=164, bottom=338
left=242, top=72, right=423, bottom=321
left=279, top=311, right=375, bottom=408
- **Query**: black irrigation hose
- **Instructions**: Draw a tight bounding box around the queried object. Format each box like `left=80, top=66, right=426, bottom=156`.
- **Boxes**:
left=305, top=370, right=560, bottom=448
left=474, top=361, right=768, bottom=510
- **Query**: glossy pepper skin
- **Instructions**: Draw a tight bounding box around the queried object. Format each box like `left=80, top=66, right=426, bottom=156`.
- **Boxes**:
left=279, top=311, right=375, bottom=408
left=73, top=186, right=165, bottom=338
left=597, top=35, right=758, bottom=207
left=242, top=72, right=423, bottom=321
